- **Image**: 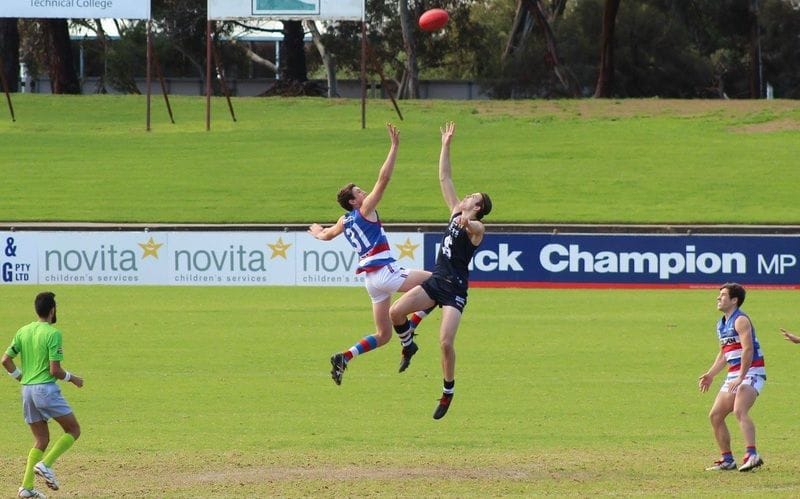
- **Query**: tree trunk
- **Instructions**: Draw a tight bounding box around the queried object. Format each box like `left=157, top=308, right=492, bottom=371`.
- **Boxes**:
left=593, top=0, right=621, bottom=98
left=0, top=19, right=20, bottom=93
left=522, top=0, right=580, bottom=96
left=280, top=20, right=307, bottom=83
left=42, top=19, right=81, bottom=94
left=748, top=0, right=762, bottom=98
left=398, top=0, right=419, bottom=99
left=305, top=20, right=337, bottom=97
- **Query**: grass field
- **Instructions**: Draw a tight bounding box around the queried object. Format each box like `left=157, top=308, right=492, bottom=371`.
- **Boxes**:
left=0, top=96, right=799, bottom=224
left=2, top=285, right=800, bottom=497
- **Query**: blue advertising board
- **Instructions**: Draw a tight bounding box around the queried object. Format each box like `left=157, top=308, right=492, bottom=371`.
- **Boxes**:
left=424, top=233, right=800, bottom=288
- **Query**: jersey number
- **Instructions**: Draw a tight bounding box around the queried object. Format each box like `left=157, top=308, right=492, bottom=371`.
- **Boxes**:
left=441, top=235, right=453, bottom=259
left=345, top=224, right=371, bottom=253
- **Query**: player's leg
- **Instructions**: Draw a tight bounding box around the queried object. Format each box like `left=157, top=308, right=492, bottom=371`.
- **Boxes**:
left=33, top=383, right=79, bottom=492
left=390, top=286, right=435, bottom=372
left=21, top=421, right=49, bottom=494
left=397, top=269, right=435, bottom=331
left=433, top=306, right=462, bottom=420
left=733, top=382, right=763, bottom=471
left=330, top=274, right=393, bottom=385
left=705, top=389, right=736, bottom=470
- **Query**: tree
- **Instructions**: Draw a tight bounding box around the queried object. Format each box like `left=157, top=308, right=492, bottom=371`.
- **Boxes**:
left=42, top=20, right=81, bottom=94
left=503, top=0, right=580, bottom=96
left=397, top=0, right=419, bottom=98
left=0, top=19, right=20, bottom=93
left=593, top=0, right=620, bottom=97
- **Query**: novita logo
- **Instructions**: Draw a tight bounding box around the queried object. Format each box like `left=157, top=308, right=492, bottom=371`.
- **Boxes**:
left=539, top=244, right=746, bottom=280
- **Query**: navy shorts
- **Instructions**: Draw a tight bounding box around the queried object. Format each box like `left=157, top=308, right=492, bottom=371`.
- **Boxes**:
left=421, top=275, right=468, bottom=313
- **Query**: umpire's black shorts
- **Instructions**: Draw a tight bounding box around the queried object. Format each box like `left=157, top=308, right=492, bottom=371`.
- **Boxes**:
left=421, top=274, right=468, bottom=313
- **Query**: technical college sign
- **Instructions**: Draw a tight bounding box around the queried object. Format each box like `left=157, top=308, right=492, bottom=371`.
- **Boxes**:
left=0, top=0, right=150, bottom=19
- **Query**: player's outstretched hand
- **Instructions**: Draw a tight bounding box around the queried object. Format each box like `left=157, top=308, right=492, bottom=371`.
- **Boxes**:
left=440, top=121, right=455, bottom=146
left=386, top=122, right=399, bottom=146
left=71, top=375, right=84, bottom=388
left=780, top=328, right=800, bottom=344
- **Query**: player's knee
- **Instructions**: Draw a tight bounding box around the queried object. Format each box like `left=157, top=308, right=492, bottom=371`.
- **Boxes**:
left=732, top=407, right=750, bottom=423
left=374, top=329, right=392, bottom=344
left=389, top=305, right=404, bottom=325
left=67, top=421, right=81, bottom=440
left=439, top=338, right=455, bottom=354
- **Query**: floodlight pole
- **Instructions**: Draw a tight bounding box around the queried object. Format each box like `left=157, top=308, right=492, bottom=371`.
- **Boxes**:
left=206, top=20, right=213, bottom=131
left=146, top=19, right=152, bottom=131
left=0, top=54, right=15, bottom=122
left=360, top=19, right=366, bottom=129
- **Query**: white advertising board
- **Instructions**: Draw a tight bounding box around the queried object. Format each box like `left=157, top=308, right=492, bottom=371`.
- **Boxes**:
left=208, top=0, right=363, bottom=21
left=0, top=231, right=426, bottom=287
left=0, top=0, right=151, bottom=20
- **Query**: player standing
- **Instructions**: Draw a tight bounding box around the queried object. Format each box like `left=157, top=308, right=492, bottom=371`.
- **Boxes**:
left=698, top=283, right=765, bottom=472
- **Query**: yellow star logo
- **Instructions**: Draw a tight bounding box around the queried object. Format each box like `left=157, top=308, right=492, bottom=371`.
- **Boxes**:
left=268, top=237, right=292, bottom=259
left=395, top=238, right=419, bottom=260
left=138, top=237, right=163, bottom=259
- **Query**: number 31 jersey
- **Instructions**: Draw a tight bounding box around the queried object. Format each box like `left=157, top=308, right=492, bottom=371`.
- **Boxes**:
left=343, top=209, right=397, bottom=274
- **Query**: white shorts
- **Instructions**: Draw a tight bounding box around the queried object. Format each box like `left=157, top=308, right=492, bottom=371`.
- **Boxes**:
left=720, top=371, right=766, bottom=395
left=364, top=263, right=409, bottom=304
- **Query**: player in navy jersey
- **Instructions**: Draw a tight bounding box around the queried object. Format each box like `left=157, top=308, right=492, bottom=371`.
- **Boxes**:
left=309, top=123, right=434, bottom=385
left=698, top=283, right=765, bottom=472
left=389, top=121, right=492, bottom=419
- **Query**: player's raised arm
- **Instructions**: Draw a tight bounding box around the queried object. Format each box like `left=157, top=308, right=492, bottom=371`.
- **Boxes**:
left=360, top=123, right=400, bottom=217
left=438, top=121, right=460, bottom=213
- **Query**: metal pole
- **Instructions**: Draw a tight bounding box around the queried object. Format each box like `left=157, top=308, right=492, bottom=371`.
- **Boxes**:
left=146, top=19, right=152, bottom=131
left=206, top=20, right=212, bottom=131
left=360, top=19, right=366, bottom=129
left=0, top=54, right=15, bottom=122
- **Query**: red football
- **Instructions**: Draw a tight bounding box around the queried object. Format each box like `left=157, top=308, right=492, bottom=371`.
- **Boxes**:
left=418, top=8, right=449, bottom=32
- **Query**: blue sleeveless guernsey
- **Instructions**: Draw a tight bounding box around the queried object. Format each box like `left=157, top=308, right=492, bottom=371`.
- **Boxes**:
left=717, top=308, right=766, bottom=376
left=343, top=209, right=396, bottom=274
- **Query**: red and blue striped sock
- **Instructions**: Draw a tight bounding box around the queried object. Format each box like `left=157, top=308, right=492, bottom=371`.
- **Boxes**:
left=722, top=451, right=734, bottom=463
left=344, top=334, right=379, bottom=361
left=409, top=306, right=435, bottom=331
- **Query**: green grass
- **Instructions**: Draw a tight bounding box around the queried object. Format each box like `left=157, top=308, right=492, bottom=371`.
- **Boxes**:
left=0, top=95, right=799, bottom=224
left=2, top=285, right=800, bottom=496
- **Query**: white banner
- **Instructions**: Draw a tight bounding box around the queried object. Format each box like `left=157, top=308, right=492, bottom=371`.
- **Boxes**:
left=208, top=0, right=363, bottom=21
left=0, top=231, right=426, bottom=287
left=0, top=0, right=151, bottom=20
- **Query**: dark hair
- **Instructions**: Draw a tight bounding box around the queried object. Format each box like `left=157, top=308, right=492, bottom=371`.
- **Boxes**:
left=35, top=292, right=56, bottom=318
left=476, top=192, right=492, bottom=220
left=337, top=183, right=356, bottom=211
left=720, top=282, right=746, bottom=307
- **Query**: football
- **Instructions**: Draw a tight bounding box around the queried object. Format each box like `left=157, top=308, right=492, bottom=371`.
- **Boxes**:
left=418, top=8, right=449, bottom=32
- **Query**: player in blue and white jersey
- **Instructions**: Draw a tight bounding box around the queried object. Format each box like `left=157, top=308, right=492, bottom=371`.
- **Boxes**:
left=309, top=123, right=434, bottom=385
left=698, top=283, right=765, bottom=472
